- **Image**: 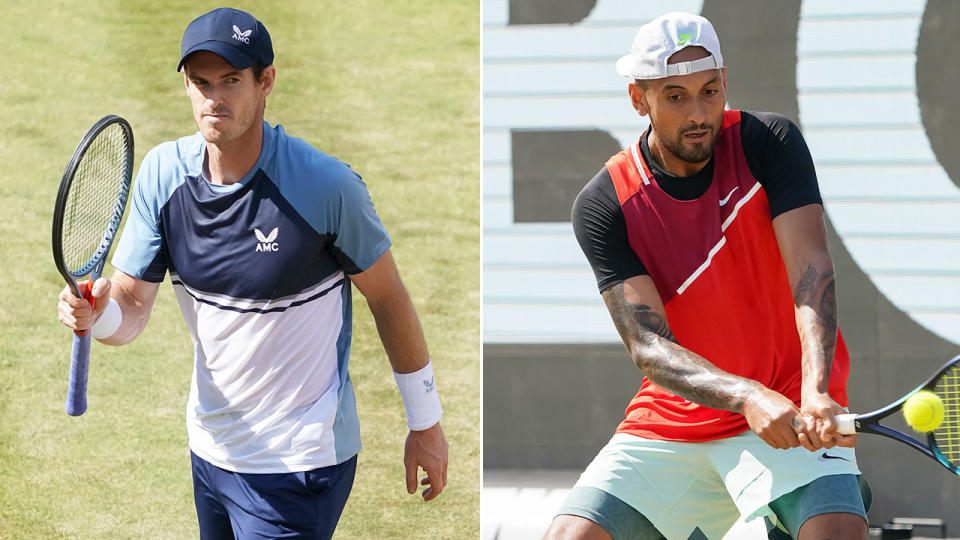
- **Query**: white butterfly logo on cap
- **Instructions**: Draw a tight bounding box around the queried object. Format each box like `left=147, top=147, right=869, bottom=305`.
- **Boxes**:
left=616, top=12, right=724, bottom=80
left=232, top=25, right=252, bottom=44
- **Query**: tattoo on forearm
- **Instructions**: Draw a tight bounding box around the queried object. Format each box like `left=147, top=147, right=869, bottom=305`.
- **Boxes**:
left=793, top=264, right=818, bottom=305
left=601, top=283, right=756, bottom=412
left=818, top=279, right=837, bottom=373
left=820, top=280, right=837, bottom=335
left=793, top=262, right=838, bottom=382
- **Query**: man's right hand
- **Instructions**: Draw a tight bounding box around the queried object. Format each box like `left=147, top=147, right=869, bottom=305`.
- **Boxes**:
left=57, top=278, right=112, bottom=332
left=741, top=386, right=807, bottom=450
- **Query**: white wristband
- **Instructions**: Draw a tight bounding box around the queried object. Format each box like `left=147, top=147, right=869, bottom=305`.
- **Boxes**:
left=91, top=298, right=122, bottom=340
left=394, top=361, right=443, bottom=431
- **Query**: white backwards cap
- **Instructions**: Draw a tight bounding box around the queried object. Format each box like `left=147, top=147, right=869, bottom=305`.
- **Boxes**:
left=616, top=12, right=724, bottom=79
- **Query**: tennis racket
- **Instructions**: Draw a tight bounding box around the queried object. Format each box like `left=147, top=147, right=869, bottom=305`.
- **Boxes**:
left=835, top=354, right=960, bottom=476
left=52, top=115, right=134, bottom=416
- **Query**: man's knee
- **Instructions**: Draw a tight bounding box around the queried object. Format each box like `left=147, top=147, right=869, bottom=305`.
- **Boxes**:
left=543, top=514, right=613, bottom=540
left=798, top=512, right=867, bottom=540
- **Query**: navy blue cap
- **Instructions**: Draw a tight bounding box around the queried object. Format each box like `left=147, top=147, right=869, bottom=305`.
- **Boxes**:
left=178, top=8, right=273, bottom=72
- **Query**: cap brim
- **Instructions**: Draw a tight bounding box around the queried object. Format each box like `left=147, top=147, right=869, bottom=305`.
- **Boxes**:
left=177, top=40, right=257, bottom=72
left=615, top=54, right=635, bottom=78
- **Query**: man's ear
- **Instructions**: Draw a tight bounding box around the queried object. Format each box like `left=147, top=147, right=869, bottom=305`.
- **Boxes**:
left=259, top=65, right=277, bottom=98
left=628, top=82, right=650, bottom=117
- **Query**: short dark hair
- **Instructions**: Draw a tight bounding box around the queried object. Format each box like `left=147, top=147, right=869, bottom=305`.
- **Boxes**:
left=251, top=63, right=269, bottom=82
left=634, top=79, right=649, bottom=90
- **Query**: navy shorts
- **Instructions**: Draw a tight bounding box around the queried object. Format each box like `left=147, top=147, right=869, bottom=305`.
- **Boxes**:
left=191, top=452, right=357, bottom=540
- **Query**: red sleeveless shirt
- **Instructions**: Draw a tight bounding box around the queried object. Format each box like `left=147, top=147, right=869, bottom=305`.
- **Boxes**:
left=605, top=110, right=850, bottom=441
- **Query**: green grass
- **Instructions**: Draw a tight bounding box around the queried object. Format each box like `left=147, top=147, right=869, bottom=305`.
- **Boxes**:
left=0, top=1, right=479, bottom=538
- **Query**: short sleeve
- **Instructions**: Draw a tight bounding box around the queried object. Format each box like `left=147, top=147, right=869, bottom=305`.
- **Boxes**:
left=740, top=111, right=823, bottom=218
left=330, top=170, right=391, bottom=274
left=111, top=146, right=169, bottom=282
left=572, top=167, right=647, bottom=292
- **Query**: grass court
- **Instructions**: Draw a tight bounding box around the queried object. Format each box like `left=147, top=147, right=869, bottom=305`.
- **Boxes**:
left=0, top=1, right=480, bottom=537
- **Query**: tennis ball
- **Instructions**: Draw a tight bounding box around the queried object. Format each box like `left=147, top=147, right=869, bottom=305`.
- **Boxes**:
left=902, top=390, right=944, bottom=433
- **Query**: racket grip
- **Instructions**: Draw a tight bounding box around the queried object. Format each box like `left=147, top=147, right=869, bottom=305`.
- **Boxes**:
left=65, top=332, right=91, bottom=416
left=836, top=413, right=856, bottom=434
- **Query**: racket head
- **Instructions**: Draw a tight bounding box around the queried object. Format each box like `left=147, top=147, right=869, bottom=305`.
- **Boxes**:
left=52, top=115, right=134, bottom=297
left=853, top=355, right=960, bottom=475
left=926, top=356, right=960, bottom=474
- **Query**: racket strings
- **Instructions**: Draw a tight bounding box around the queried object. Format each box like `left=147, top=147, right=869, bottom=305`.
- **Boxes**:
left=61, top=123, right=131, bottom=273
left=932, top=367, right=960, bottom=467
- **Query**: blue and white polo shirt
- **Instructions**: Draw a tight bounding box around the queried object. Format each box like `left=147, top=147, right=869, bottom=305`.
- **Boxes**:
left=112, top=121, right=391, bottom=473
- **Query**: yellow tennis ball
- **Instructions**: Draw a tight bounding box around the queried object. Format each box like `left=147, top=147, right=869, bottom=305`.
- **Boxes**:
left=903, top=390, right=944, bottom=432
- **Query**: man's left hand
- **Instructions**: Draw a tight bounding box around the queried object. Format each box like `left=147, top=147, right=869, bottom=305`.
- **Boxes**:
left=404, top=422, right=448, bottom=501
left=800, top=392, right=857, bottom=450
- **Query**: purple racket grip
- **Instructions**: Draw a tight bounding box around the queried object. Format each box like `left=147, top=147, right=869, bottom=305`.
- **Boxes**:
left=65, top=332, right=91, bottom=416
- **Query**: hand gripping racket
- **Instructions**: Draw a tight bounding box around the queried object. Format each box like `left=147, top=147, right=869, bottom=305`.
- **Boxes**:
left=52, top=115, right=134, bottom=416
left=835, top=355, right=960, bottom=476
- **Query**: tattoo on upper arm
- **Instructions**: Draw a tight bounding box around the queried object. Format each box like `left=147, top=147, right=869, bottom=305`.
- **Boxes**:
left=603, top=283, right=677, bottom=344
left=632, top=304, right=677, bottom=343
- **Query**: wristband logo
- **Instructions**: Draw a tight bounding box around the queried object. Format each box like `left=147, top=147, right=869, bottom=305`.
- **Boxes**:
left=423, top=376, right=435, bottom=393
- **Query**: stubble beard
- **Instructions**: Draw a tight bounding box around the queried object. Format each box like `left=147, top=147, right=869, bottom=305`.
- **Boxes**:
left=199, top=116, right=250, bottom=146
left=650, top=114, right=718, bottom=164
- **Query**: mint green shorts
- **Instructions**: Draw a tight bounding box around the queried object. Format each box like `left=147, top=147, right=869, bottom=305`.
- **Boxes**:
left=557, top=432, right=868, bottom=539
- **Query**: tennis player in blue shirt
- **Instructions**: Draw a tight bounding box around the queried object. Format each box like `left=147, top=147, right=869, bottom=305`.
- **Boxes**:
left=57, top=8, right=448, bottom=539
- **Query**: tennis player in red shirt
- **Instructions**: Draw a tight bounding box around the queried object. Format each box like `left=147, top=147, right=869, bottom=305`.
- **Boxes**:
left=545, top=12, right=869, bottom=540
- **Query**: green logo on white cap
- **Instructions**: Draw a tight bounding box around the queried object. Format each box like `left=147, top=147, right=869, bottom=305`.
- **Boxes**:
left=678, top=33, right=692, bottom=46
